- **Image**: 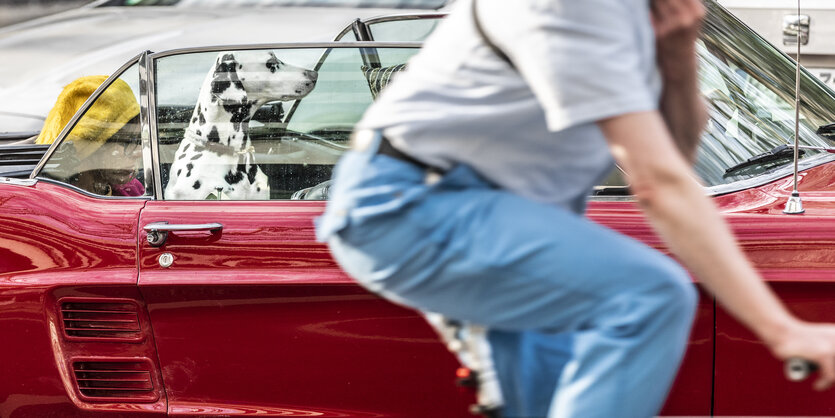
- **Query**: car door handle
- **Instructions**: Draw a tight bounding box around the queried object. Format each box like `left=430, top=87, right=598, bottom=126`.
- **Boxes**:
left=143, top=222, right=223, bottom=247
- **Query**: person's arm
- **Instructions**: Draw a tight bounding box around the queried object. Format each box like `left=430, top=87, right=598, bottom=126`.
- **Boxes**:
left=652, top=0, right=708, bottom=161
left=600, top=111, right=835, bottom=390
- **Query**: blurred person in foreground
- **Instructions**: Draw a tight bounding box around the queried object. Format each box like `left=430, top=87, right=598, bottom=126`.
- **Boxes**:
left=317, top=0, right=835, bottom=416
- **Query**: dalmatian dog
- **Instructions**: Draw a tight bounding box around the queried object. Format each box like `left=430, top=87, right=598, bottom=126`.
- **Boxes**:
left=164, top=51, right=317, bottom=200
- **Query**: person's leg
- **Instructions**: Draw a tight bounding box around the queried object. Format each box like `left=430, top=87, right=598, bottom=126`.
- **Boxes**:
left=322, top=156, right=696, bottom=417
left=489, top=330, right=573, bottom=418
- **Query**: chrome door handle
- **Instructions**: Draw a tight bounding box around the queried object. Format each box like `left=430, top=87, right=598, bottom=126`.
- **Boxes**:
left=143, top=222, right=223, bottom=247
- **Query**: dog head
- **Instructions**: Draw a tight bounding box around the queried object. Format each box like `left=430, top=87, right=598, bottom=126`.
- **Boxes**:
left=211, top=51, right=318, bottom=105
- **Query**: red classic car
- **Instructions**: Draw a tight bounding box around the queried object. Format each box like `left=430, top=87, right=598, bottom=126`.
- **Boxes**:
left=4, top=1, right=835, bottom=416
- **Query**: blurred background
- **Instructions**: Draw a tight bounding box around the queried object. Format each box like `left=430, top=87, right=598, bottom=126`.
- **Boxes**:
left=0, top=0, right=88, bottom=27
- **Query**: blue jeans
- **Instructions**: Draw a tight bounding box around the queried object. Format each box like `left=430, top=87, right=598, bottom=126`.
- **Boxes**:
left=316, top=133, right=697, bottom=418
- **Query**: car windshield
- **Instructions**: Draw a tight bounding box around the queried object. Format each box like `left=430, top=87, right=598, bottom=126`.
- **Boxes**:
left=697, top=1, right=835, bottom=187
left=105, top=0, right=446, bottom=8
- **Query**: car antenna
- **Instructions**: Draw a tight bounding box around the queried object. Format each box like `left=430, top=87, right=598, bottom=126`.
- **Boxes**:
left=785, top=0, right=805, bottom=214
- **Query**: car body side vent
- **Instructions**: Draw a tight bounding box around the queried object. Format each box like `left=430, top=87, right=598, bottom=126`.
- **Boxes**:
left=72, top=360, right=159, bottom=402
left=60, top=299, right=143, bottom=342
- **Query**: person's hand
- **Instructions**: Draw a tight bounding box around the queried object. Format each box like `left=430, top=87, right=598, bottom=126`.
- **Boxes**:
left=768, top=320, right=835, bottom=390
left=651, top=0, right=705, bottom=81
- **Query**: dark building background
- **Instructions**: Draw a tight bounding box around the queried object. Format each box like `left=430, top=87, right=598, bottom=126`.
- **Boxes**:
left=0, top=0, right=89, bottom=27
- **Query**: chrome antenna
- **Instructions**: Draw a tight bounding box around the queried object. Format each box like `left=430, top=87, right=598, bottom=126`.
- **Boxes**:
left=785, top=0, right=805, bottom=214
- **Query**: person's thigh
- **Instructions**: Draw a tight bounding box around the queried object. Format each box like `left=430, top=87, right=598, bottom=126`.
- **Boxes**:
left=329, top=182, right=693, bottom=333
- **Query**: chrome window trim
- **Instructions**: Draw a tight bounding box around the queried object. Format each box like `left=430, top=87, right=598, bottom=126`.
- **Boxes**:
left=334, top=20, right=358, bottom=42
left=332, top=13, right=447, bottom=41
left=0, top=177, right=38, bottom=187
left=30, top=53, right=145, bottom=178
left=142, top=51, right=163, bottom=199
left=36, top=177, right=152, bottom=200
left=147, top=42, right=422, bottom=60
left=361, top=12, right=446, bottom=27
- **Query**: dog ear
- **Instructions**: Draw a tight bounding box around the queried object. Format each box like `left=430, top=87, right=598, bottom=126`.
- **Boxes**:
left=211, top=52, right=247, bottom=104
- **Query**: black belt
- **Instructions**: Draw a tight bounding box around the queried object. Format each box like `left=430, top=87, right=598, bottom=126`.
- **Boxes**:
left=376, top=134, right=443, bottom=173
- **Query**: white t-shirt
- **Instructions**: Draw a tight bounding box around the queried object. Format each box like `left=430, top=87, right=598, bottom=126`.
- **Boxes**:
left=358, top=0, right=662, bottom=213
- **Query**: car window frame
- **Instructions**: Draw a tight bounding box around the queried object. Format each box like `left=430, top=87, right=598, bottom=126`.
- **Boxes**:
left=145, top=42, right=421, bottom=201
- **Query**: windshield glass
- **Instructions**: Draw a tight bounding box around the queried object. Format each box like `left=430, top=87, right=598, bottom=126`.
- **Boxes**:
left=107, top=0, right=446, bottom=8
left=697, top=1, right=835, bottom=187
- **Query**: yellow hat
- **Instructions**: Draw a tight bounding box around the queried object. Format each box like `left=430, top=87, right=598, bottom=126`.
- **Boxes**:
left=36, top=76, right=140, bottom=159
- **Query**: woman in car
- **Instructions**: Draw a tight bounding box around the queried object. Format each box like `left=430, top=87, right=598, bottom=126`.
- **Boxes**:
left=37, top=75, right=145, bottom=197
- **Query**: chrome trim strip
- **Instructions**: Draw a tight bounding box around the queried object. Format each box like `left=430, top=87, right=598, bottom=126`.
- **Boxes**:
left=30, top=52, right=145, bottom=179
left=139, top=51, right=159, bottom=200
left=148, top=42, right=422, bottom=60
left=334, top=20, right=357, bottom=41
left=143, top=222, right=223, bottom=232
left=333, top=13, right=447, bottom=41
left=144, top=52, right=163, bottom=199
left=0, top=177, right=38, bottom=187
left=35, top=177, right=152, bottom=200
left=360, top=12, right=447, bottom=25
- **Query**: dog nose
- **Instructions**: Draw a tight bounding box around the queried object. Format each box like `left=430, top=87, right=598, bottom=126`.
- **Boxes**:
left=305, top=70, right=318, bottom=81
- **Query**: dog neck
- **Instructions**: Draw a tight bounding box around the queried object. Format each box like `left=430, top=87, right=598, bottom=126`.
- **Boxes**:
left=184, top=90, right=269, bottom=152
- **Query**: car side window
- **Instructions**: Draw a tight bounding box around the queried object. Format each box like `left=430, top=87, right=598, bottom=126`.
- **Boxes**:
left=155, top=46, right=419, bottom=201
left=39, top=65, right=146, bottom=198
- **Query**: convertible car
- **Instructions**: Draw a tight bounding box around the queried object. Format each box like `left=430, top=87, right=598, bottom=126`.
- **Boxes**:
left=4, top=1, right=835, bottom=416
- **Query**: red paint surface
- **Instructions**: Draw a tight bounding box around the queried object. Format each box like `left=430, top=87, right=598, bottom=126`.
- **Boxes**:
left=5, top=161, right=835, bottom=415
left=137, top=201, right=474, bottom=417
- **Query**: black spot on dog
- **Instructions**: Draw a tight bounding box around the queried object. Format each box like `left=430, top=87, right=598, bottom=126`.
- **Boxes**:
left=190, top=153, right=202, bottom=160
left=225, top=169, right=244, bottom=184
left=211, top=56, right=245, bottom=103
left=224, top=101, right=252, bottom=132
left=247, top=164, right=258, bottom=184
left=177, top=153, right=186, bottom=160
left=196, top=130, right=202, bottom=136
left=193, top=180, right=201, bottom=189
left=186, top=163, right=193, bottom=177
left=183, top=143, right=190, bottom=152
left=177, top=169, right=182, bottom=176
left=198, top=108, right=206, bottom=125
left=192, top=117, right=197, bottom=123
left=212, top=79, right=231, bottom=97
left=257, top=187, right=261, bottom=192
left=207, top=126, right=220, bottom=143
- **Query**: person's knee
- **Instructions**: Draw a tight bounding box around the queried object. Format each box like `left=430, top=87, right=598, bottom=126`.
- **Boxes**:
left=639, top=257, right=698, bottom=325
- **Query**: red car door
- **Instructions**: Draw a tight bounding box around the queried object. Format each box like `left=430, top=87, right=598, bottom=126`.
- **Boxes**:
left=137, top=200, right=472, bottom=416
